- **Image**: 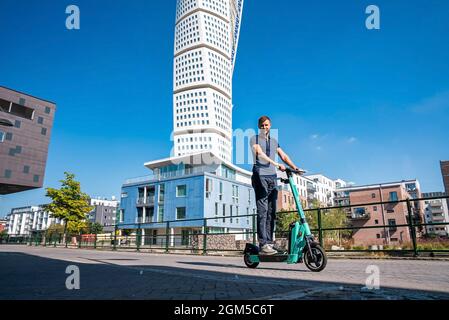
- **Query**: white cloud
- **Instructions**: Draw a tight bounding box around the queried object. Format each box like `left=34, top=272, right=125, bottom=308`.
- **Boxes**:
left=347, top=137, right=357, bottom=143
left=310, top=134, right=319, bottom=140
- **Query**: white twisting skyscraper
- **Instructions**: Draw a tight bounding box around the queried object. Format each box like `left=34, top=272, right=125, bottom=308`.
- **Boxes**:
left=173, top=0, right=244, bottom=162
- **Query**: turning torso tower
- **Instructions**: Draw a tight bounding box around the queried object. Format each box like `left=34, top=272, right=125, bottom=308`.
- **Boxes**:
left=172, top=0, right=244, bottom=163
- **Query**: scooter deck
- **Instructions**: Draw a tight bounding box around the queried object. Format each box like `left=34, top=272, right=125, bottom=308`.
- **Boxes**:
left=254, top=254, right=289, bottom=262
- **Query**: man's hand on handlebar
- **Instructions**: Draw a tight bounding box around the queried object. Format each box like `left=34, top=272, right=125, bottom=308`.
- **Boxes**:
left=277, top=163, right=286, bottom=172
left=294, top=167, right=306, bottom=175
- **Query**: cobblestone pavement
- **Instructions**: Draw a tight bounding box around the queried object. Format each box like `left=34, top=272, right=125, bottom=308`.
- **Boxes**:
left=1, top=245, right=449, bottom=300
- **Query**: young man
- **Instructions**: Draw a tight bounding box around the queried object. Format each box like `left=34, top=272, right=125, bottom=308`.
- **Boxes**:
left=250, top=116, right=303, bottom=255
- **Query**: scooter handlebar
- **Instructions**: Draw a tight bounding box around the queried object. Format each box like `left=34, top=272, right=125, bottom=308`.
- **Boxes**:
left=285, top=168, right=307, bottom=176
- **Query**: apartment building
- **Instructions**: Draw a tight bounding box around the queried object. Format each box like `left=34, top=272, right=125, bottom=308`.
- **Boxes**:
left=6, top=205, right=62, bottom=237
left=422, top=192, right=449, bottom=237
left=336, top=180, right=423, bottom=246
left=88, top=197, right=119, bottom=232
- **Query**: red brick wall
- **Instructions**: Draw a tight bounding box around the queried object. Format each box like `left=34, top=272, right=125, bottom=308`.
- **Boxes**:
left=349, top=186, right=411, bottom=246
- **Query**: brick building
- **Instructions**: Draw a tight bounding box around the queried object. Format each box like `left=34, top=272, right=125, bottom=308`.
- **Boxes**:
left=0, top=86, right=56, bottom=194
left=336, top=180, right=423, bottom=247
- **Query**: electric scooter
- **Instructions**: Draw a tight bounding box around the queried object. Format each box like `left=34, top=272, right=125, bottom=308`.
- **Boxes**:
left=243, top=168, right=327, bottom=272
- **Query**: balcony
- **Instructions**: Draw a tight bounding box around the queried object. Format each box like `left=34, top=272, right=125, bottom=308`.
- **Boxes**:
left=432, top=214, right=446, bottom=221
left=136, top=196, right=155, bottom=207
left=350, top=212, right=371, bottom=220
left=135, top=217, right=144, bottom=223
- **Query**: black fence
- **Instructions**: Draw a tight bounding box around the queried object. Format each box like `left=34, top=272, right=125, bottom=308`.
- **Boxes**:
left=1, top=195, right=448, bottom=257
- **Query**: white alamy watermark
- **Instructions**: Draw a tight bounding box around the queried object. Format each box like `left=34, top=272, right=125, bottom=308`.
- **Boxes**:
left=366, top=5, right=380, bottom=30
left=66, top=5, right=80, bottom=30
left=65, top=265, right=80, bottom=290
left=168, top=127, right=279, bottom=166
left=363, top=265, right=380, bottom=290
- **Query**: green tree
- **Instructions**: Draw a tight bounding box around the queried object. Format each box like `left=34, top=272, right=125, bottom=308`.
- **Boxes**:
left=45, top=223, right=65, bottom=239
left=0, top=229, right=8, bottom=241
left=86, top=221, right=103, bottom=234
left=275, top=199, right=350, bottom=246
left=44, top=172, right=93, bottom=242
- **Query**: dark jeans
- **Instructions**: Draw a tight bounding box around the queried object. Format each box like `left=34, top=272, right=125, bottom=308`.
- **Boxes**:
left=251, top=172, right=278, bottom=247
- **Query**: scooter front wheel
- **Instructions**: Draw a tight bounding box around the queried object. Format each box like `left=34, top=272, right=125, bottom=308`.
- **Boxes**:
left=303, top=242, right=327, bottom=272
left=243, top=254, right=259, bottom=269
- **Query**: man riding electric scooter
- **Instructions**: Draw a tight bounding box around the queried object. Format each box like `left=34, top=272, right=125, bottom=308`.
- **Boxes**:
left=246, top=115, right=328, bottom=272
left=250, top=115, right=304, bottom=255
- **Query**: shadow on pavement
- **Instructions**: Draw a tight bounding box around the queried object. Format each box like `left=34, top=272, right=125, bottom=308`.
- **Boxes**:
left=176, top=261, right=309, bottom=272
left=1, top=251, right=449, bottom=300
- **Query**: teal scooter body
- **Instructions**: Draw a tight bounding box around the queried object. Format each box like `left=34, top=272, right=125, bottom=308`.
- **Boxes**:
left=244, top=168, right=327, bottom=272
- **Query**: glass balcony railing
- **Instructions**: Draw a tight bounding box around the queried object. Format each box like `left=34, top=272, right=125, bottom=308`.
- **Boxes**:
left=136, top=196, right=155, bottom=206
left=350, top=212, right=371, bottom=220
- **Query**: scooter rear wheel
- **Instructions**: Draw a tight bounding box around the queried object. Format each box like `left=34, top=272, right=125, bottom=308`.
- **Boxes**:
left=244, top=253, right=259, bottom=268
left=304, top=242, right=327, bottom=272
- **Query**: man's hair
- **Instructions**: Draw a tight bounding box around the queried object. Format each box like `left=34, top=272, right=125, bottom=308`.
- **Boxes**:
left=258, top=115, right=271, bottom=128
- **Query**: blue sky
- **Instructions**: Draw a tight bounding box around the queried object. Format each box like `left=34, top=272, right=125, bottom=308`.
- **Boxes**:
left=1, top=0, right=448, bottom=217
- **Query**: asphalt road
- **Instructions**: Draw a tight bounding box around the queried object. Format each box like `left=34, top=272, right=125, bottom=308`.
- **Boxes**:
left=1, top=245, right=449, bottom=300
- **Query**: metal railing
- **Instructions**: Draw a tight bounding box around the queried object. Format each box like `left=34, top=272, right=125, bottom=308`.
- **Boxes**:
left=1, top=195, right=448, bottom=257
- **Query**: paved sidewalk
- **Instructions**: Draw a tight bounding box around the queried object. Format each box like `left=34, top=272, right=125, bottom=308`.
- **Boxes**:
left=1, top=245, right=449, bottom=300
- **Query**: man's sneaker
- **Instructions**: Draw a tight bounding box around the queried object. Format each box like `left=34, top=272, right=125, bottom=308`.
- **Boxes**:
left=260, top=244, right=277, bottom=255
left=268, top=244, right=286, bottom=253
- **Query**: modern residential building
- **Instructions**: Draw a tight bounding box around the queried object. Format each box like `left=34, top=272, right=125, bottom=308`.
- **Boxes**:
left=277, top=173, right=347, bottom=211
left=441, top=161, right=449, bottom=207
left=335, top=180, right=424, bottom=246
left=119, top=1, right=247, bottom=247
left=87, top=197, right=119, bottom=232
left=6, top=205, right=62, bottom=238
left=173, top=0, right=244, bottom=163
left=120, top=152, right=256, bottom=245
left=0, top=86, right=56, bottom=195
left=422, top=192, right=449, bottom=237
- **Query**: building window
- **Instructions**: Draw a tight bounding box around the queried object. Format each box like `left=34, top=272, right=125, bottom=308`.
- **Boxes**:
left=371, top=193, right=376, bottom=199
left=14, top=120, right=21, bottom=128
left=41, top=128, right=47, bottom=136
left=374, top=219, right=379, bottom=224
left=4, top=169, right=12, bottom=179
left=158, top=207, right=164, bottom=222
left=181, top=230, right=190, bottom=245
left=389, top=192, right=398, bottom=202
left=176, top=207, right=186, bottom=220
left=23, top=166, right=30, bottom=174
left=159, top=184, right=165, bottom=202
left=215, top=202, right=218, bottom=221
left=10, top=103, right=34, bottom=120
left=232, top=185, right=239, bottom=203
left=38, top=117, right=44, bottom=124
left=388, top=219, right=397, bottom=232
left=219, top=182, right=223, bottom=200
left=373, top=206, right=377, bottom=211
left=223, top=203, right=226, bottom=222
left=5, top=132, right=12, bottom=141
left=376, top=234, right=381, bottom=239
left=205, top=178, right=213, bottom=198
left=45, top=106, right=51, bottom=114
left=33, top=175, right=40, bottom=183
left=176, top=185, right=187, bottom=197
left=0, top=131, right=4, bottom=143
left=19, top=98, right=26, bottom=105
